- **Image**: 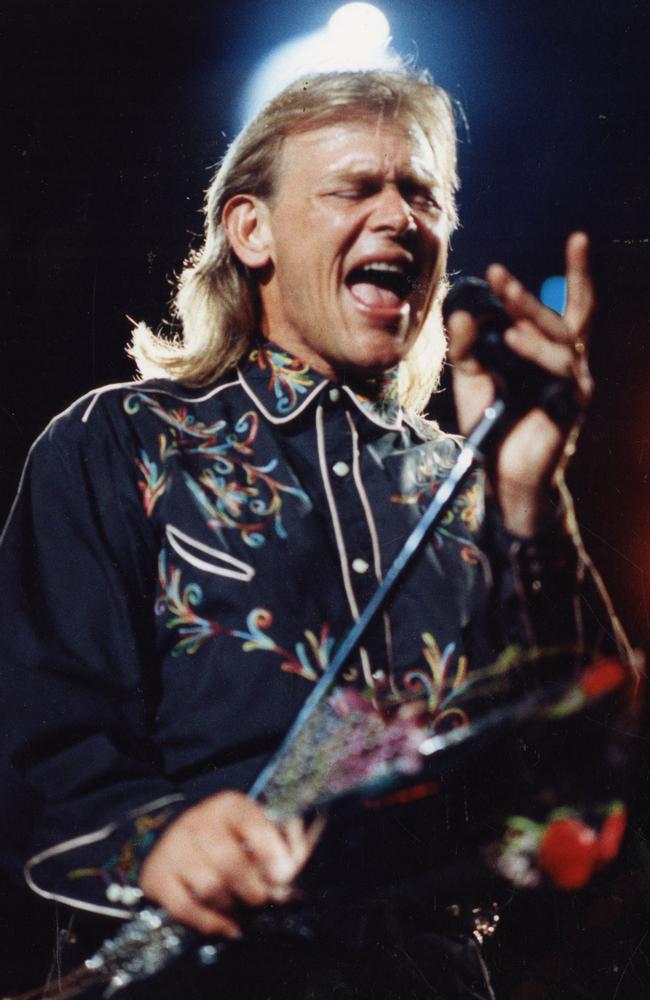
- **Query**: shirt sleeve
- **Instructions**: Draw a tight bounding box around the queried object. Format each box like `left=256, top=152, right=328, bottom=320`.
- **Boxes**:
left=0, top=398, right=186, bottom=917
left=480, top=479, right=633, bottom=661
left=470, top=479, right=642, bottom=894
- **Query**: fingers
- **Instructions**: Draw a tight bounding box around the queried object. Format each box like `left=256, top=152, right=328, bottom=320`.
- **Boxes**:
left=189, top=831, right=277, bottom=909
left=447, top=235, right=595, bottom=534
left=226, top=796, right=299, bottom=884
left=503, top=321, right=593, bottom=402
left=486, top=231, right=594, bottom=348
left=139, top=791, right=312, bottom=938
left=445, top=309, right=485, bottom=370
left=486, top=266, right=569, bottom=345
left=163, top=876, right=243, bottom=939
left=445, top=309, right=497, bottom=436
left=564, top=231, right=594, bottom=332
left=279, top=814, right=326, bottom=871
left=481, top=233, right=594, bottom=404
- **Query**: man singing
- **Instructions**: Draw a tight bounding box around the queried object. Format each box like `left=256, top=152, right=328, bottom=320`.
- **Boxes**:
left=0, top=69, right=634, bottom=999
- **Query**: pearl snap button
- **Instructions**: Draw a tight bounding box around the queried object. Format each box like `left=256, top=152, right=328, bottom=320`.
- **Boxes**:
left=328, top=387, right=341, bottom=403
left=351, top=558, right=369, bottom=574
left=333, top=461, right=350, bottom=478
left=121, top=886, right=144, bottom=905
left=105, top=882, right=143, bottom=905
left=106, top=883, right=123, bottom=903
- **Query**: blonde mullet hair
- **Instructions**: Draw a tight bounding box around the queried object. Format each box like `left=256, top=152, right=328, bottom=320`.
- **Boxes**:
left=129, top=68, right=459, bottom=413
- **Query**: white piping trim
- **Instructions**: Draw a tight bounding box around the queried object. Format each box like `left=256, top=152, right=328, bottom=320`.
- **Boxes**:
left=0, top=394, right=104, bottom=547
left=0, top=378, right=243, bottom=547
left=237, top=368, right=327, bottom=424
left=346, top=412, right=383, bottom=583
left=341, top=385, right=403, bottom=431
left=0, top=434, right=42, bottom=549
left=23, top=884, right=133, bottom=920
left=0, top=390, right=142, bottom=548
left=81, top=381, right=147, bottom=422
left=24, top=793, right=185, bottom=918
left=316, top=404, right=374, bottom=689
left=165, top=524, right=255, bottom=582
left=346, top=412, right=395, bottom=680
left=402, top=409, right=440, bottom=441
left=82, top=377, right=241, bottom=423
left=32, top=380, right=141, bottom=427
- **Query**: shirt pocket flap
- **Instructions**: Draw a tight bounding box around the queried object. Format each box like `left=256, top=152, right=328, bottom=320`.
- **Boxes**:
left=165, top=524, right=255, bottom=582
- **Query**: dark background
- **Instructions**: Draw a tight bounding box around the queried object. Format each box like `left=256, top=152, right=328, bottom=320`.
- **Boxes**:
left=2, top=1, right=650, bottom=996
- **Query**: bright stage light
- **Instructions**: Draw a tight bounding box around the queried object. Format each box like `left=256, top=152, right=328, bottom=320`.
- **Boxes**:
left=241, top=4, right=396, bottom=123
left=328, top=4, right=391, bottom=50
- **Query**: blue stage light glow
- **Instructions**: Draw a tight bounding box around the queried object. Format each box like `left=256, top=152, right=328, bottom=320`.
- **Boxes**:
left=241, top=4, right=397, bottom=123
left=540, top=275, right=567, bottom=315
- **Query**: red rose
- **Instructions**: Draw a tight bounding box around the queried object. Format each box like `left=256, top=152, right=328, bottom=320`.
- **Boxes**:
left=580, top=658, right=626, bottom=698
left=597, top=807, right=627, bottom=864
left=538, top=817, right=599, bottom=890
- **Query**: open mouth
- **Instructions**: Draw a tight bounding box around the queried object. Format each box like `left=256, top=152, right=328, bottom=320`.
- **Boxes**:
left=345, top=261, right=418, bottom=312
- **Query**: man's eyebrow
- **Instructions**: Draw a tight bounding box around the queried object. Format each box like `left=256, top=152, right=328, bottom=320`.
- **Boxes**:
left=321, top=164, right=381, bottom=182
left=405, top=160, right=440, bottom=185
left=321, top=163, right=440, bottom=187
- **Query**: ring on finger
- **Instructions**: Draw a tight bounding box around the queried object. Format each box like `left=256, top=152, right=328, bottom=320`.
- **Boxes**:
left=572, top=338, right=586, bottom=356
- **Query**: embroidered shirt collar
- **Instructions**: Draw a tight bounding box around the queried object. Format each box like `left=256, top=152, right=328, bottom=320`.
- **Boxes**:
left=238, top=342, right=402, bottom=430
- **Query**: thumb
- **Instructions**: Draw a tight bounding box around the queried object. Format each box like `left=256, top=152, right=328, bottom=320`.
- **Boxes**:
left=446, top=310, right=482, bottom=371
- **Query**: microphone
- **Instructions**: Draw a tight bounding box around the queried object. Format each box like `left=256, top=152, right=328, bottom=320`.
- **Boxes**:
left=442, top=276, right=578, bottom=425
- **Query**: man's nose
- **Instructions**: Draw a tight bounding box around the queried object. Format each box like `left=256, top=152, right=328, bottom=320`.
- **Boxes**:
left=370, top=186, right=416, bottom=236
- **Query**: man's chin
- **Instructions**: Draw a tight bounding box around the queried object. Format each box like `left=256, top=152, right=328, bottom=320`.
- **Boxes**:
left=355, top=316, right=418, bottom=364
left=332, top=330, right=416, bottom=380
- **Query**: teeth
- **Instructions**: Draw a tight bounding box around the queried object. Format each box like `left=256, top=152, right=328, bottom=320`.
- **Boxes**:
left=360, top=261, right=407, bottom=275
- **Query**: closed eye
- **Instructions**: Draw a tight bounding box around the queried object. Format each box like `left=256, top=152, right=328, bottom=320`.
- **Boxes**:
left=327, top=181, right=382, bottom=201
left=400, top=183, right=442, bottom=211
left=325, top=181, right=441, bottom=212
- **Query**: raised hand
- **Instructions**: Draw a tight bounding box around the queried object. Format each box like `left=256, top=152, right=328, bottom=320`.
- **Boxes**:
left=446, top=232, right=594, bottom=535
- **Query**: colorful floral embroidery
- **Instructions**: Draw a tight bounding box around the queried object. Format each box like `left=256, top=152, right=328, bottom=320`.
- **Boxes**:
left=125, top=393, right=231, bottom=447
left=134, top=434, right=175, bottom=516
left=125, top=393, right=310, bottom=545
left=448, top=480, right=482, bottom=534
left=248, top=344, right=318, bottom=415
left=402, top=635, right=470, bottom=731
left=156, top=552, right=334, bottom=680
left=184, top=455, right=309, bottom=547
left=391, top=456, right=483, bottom=559
left=460, top=544, right=480, bottom=565
left=155, top=552, right=224, bottom=654
left=67, top=809, right=173, bottom=888
left=348, top=367, right=400, bottom=427
left=245, top=343, right=403, bottom=426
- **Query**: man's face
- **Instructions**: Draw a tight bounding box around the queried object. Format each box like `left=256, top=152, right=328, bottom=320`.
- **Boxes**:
left=257, top=119, right=450, bottom=380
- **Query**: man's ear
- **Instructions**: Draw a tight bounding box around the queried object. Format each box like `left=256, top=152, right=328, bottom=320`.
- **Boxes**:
left=222, top=194, right=273, bottom=269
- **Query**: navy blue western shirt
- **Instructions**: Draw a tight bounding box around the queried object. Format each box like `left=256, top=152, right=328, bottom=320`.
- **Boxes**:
left=0, top=343, right=631, bottom=920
